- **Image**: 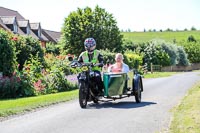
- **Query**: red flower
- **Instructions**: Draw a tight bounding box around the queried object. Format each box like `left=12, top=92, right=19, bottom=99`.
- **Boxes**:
left=11, top=37, right=18, bottom=41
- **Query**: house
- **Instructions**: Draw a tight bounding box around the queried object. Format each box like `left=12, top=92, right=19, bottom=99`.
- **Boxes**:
left=42, top=29, right=61, bottom=43
left=0, top=6, right=61, bottom=47
left=0, top=16, right=24, bottom=35
left=0, top=6, right=24, bottom=20
left=30, top=23, right=48, bottom=47
left=0, top=16, right=12, bottom=31
left=17, top=20, right=39, bottom=40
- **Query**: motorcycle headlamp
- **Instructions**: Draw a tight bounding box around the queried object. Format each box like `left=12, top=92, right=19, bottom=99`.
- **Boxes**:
left=81, top=66, right=88, bottom=71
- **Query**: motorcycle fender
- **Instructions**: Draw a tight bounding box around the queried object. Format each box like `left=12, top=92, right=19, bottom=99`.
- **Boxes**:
left=133, top=74, right=141, bottom=91
left=79, top=76, right=86, bottom=80
left=78, top=73, right=87, bottom=81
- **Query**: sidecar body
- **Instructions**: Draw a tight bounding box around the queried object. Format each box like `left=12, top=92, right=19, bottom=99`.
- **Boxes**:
left=102, top=70, right=143, bottom=102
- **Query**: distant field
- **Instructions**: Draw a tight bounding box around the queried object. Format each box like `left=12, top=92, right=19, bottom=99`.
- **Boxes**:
left=122, top=31, right=200, bottom=43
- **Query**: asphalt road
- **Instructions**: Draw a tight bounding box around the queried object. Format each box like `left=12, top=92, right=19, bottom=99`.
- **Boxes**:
left=0, top=72, right=200, bottom=133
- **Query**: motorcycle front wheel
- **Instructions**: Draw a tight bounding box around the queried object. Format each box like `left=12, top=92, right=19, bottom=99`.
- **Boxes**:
left=79, top=81, right=88, bottom=108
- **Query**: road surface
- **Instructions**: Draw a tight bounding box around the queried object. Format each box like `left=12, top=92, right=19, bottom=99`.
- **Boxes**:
left=0, top=72, right=200, bottom=133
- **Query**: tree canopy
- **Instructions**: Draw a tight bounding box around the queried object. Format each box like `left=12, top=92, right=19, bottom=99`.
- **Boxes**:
left=61, top=5, right=123, bottom=55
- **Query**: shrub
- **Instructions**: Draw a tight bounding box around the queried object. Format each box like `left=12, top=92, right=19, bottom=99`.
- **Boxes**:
left=122, top=40, right=147, bottom=54
left=187, top=35, right=196, bottom=42
left=143, top=40, right=171, bottom=67
left=44, top=69, right=76, bottom=93
left=0, top=68, right=35, bottom=98
left=12, top=35, right=45, bottom=70
left=42, top=53, right=78, bottom=94
left=144, top=39, right=189, bottom=66
left=25, top=54, right=43, bottom=82
left=176, top=46, right=190, bottom=66
left=160, top=41, right=178, bottom=65
left=100, top=49, right=115, bottom=64
left=0, top=29, right=16, bottom=76
left=11, top=35, right=27, bottom=70
left=45, top=42, right=60, bottom=56
left=179, top=41, right=200, bottom=63
left=42, top=63, right=77, bottom=93
left=15, top=68, right=35, bottom=97
left=124, top=50, right=143, bottom=69
left=0, top=75, right=20, bottom=98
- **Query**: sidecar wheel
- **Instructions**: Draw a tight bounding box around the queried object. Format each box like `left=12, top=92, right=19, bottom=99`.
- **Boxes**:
left=135, top=79, right=142, bottom=103
left=79, top=82, right=88, bottom=108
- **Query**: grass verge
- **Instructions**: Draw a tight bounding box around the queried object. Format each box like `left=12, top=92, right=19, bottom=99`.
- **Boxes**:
left=170, top=81, right=200, bottom=133
left=0, top=89, right=78, bottom=118
left=143, top=72, right=177, bottom=78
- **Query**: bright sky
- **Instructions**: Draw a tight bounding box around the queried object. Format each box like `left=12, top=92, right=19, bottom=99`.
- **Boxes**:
left=1, top=0, right=200, bottom=32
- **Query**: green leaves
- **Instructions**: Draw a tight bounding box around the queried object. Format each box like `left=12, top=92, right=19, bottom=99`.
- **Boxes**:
left=143, top=39, right=189, bottom=67
left=179, top=41, right=200, bottom=63
left=0, top=29, right=16, bottom=76
left=13, top=35, right=45, bottom=70
left=61, top=5, right=123, bottom=55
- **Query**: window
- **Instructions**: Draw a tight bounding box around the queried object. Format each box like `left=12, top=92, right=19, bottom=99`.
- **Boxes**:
left=27, top=25, right=30, bottom=34
left=13, top=21, right=18, bottom=33
left=38, top=27, right=41, bottom=37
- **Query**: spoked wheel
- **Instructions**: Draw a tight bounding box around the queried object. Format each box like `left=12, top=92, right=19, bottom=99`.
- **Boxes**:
left=135, top=79, right=142, bottom=103
left=79, top=81, right=88, bottom=108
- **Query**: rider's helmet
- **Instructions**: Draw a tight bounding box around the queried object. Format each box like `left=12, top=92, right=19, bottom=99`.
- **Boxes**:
left=84, top=38, right=96, bottom=54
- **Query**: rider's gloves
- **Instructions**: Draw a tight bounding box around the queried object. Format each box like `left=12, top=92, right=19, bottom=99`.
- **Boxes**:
left=71, top=62, right=78, bottom=67
left=90, top=63, right=93, bottom=67
left=97, top=63, right=103, bottom=67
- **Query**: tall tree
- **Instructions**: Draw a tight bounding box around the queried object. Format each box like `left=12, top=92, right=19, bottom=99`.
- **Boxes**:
left=61, top=6, right=123, bottom=55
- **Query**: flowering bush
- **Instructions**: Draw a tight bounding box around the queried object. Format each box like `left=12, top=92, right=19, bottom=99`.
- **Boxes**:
left=0, top=75, right=20, bottom=98
left=43, top=53, right=77, bottom=93
left=44, top=53, right=79, bottom=75
left=34, top=79, right=46, bottom=94
left=0, top=30, right=78, bottom=98
left=0, top=66, right=34, bottom=98
left=11, top=35, right=45, bottom=70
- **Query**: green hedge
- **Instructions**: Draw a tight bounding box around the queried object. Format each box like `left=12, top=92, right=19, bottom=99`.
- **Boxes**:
left=178, top=41, right=200, bottom=63
left=12, top=35, right=45, bottom=70
left=0, top=29, right=16, bottom=76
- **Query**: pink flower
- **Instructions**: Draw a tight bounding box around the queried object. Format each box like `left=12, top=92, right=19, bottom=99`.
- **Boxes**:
left=11, top=37, right=18, bottom=41
left=13, top=71, right=16, bottom=76
left=34, top=79, right=45, bottom=92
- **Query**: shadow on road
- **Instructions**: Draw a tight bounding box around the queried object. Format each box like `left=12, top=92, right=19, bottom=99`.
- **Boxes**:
left=87, top=101, right=157, bottom=109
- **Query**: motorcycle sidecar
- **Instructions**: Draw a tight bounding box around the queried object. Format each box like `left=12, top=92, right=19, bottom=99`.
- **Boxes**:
left=102, top=70, right=143, bottom=103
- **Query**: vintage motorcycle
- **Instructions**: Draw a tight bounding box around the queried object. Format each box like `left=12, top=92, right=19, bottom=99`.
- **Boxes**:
left=70, top=60, right=143, bottom=108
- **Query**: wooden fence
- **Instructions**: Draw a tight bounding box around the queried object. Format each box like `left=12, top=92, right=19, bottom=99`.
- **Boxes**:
left=160, top=63, right=200, bottom=72
left=147, top=63, right=200, bottom=73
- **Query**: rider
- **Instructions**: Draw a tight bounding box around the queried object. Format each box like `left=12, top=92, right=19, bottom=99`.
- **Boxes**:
left=78, top=38, right=104, bottom=95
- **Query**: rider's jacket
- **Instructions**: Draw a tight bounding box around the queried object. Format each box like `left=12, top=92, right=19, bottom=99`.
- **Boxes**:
left=78, top=50, right=102, bottom=71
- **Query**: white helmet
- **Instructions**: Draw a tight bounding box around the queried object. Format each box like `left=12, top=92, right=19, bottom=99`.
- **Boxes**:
left=84, top=38, right=96, bottom=54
